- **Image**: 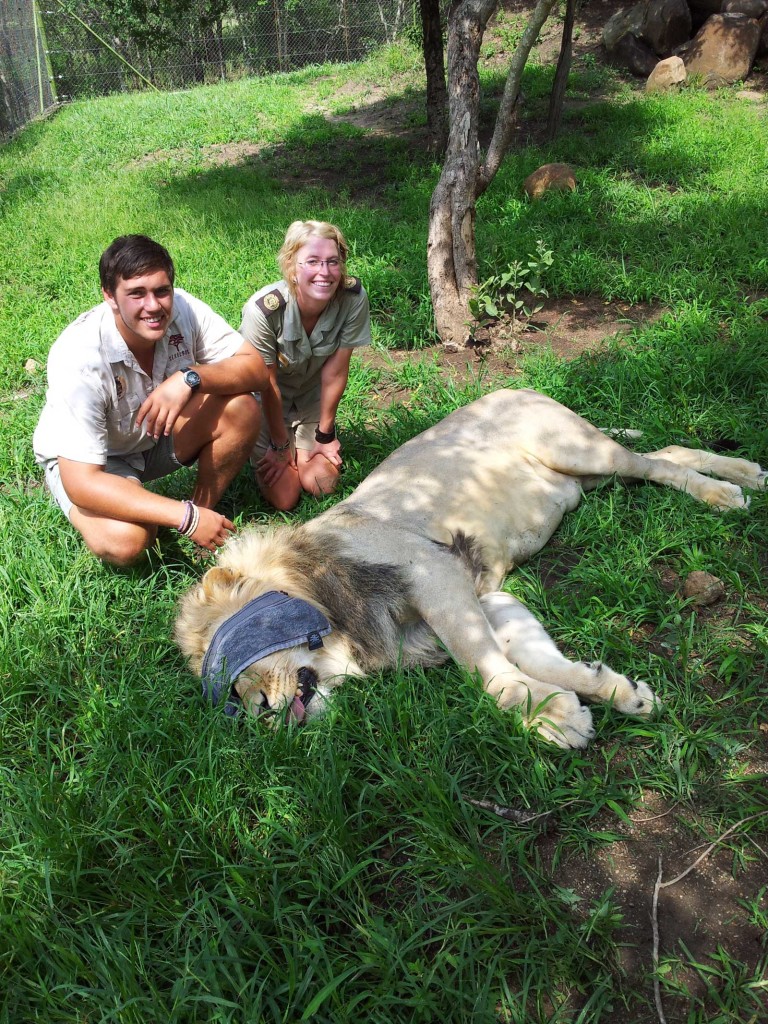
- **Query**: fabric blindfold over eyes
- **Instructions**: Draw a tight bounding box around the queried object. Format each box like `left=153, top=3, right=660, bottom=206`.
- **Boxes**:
left=201, top=590, right=331, bottom=716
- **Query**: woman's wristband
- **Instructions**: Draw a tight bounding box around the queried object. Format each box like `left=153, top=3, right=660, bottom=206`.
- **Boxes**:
left=315, top=425, right=336, bottom=444
left=269, top=438, right=291, bottom=452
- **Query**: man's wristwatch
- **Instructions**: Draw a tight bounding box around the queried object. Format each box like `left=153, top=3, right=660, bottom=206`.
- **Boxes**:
left=182, top=368, right=201, bottom=393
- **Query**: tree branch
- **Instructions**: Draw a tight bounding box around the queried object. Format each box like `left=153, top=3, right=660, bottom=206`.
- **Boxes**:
left=479, top=0, right=558, bottom=195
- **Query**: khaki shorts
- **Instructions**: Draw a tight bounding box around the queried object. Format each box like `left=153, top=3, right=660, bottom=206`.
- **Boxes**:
left=249, top=395, right=322, bottom=468
left=42, top=433, right=183, bottom=521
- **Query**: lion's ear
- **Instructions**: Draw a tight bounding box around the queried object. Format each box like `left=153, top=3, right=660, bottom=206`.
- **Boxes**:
left=201, top=566, right=239, bottom=598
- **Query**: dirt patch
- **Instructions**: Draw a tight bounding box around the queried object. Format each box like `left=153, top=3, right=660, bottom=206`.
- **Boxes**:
left=541, top=798, right=768, bottom=1016
left=362, top=295, right=664, bottom=390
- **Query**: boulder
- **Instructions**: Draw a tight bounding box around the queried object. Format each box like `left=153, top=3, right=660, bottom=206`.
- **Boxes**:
left=646, top=55, right=688, bottom=90
left=604, top=0, right=691, bottom=75
left=603, top=6, right=646, bottom=51
left=722, top=0, right=768, bottom=16
left=759, top=12, right=768, bottom=56
left=643, top=0, right=692, bottom=54
left=683, top=12, right=762, bottom=83
left=609, top=32, right=660, bottom=76
left=523, top=163, right=576, bottom=200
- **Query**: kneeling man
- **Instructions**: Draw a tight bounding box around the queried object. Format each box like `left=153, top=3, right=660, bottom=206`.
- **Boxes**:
left=33, top=234, right=268, bottom=565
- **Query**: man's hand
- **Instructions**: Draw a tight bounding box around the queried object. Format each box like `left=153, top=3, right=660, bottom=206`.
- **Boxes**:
left=189, top=506, right=236, bottom=551
left=137, top=372, right=193, bottom=439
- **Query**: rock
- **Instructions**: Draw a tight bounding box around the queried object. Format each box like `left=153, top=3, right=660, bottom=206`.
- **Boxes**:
left=603, top=5, right=646, bottom=51
left=759, top=12, right=768, bottom=56
left=523, top=163, right=576, bottom=201
left=683, top=571, right=725, bottom=605
left=643, top=0, right=692, bottom=54
left=722, top=0, right=768, bottom=17
left=607, top=32, right=660, bottom=77
left=683, top=13, right=762, bottom=84
left=24, top=358, right=40, bottom=373
left=646, top=55, right=688, bottom=91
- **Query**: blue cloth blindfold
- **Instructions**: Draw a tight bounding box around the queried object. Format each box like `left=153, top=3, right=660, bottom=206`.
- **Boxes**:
left=201, top=590, right=331, bottom=716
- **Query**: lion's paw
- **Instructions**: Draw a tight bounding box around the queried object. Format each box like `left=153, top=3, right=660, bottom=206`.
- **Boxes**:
left=527, top=692, right=595, bottom=750
left=705, top=480, right=748, bottom=510
left=613, top=677, right=660, bottom=716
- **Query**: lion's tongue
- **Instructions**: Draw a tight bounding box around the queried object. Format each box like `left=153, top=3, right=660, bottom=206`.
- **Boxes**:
left=288, top=695, right=307, bottom=723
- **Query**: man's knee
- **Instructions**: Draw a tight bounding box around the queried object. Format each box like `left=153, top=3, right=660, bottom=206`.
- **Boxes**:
left=75, top=514, right=157, bottom=566
left=219, top=392, right=260, bottom=442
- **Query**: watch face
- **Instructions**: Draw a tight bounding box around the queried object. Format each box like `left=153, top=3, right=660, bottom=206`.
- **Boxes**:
left=184, top=369, right=201, bottom=390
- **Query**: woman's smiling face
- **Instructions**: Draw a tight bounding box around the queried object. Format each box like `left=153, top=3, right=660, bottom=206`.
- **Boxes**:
left=292, top=236, right=342, bottom=312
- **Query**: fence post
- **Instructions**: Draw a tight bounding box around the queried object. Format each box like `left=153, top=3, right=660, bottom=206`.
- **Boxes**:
left=33, top=0, right=58, bottom=110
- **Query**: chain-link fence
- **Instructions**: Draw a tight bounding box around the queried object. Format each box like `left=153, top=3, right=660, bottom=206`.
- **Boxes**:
left=1, top=0, right=57, bottom=139
left=1, top=0, right=416, bottom=139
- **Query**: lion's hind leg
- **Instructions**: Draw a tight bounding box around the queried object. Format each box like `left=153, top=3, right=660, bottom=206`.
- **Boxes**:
left=479, top=592, right=658, bottom=715
left=642, top=445, right=767, bottom=492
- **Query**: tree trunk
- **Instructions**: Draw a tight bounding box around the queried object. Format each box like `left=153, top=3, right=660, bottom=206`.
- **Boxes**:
left=419, top=0, right=448, bottom=151
left=428, top=0, right=558, bottom=347
left=427, top=0, right=496, bottom=349
left=546, top=0, right=578, bottom=141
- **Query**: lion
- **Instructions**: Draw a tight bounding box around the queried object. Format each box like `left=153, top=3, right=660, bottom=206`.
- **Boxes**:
left=175, top=388, right=766, bottom=748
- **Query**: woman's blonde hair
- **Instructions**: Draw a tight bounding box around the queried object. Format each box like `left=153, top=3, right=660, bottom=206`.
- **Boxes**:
left=278, top=220, right=349, bottom=297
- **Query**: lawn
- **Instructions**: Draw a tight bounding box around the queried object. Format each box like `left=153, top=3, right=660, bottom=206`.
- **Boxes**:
left=1, top=21, right=767, bottom=1024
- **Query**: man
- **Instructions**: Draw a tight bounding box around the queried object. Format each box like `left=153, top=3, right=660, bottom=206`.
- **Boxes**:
left=33, top=235, right=268, bottom=565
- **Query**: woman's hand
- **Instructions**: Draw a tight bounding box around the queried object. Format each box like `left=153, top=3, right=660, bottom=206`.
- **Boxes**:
left=309, top=436, right=342, bottom=470
left=258, top=445, right=296, bottom=487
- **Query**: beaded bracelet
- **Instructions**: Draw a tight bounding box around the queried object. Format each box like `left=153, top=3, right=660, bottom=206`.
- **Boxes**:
left=315, top=425, right=336, bottom=444
left=269, top=439, right=291, bottom=452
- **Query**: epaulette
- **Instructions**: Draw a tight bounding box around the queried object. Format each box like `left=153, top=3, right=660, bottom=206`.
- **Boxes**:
left=344, top=276, right=362, bottom=294
left=255, top=288, right=286, bottom=317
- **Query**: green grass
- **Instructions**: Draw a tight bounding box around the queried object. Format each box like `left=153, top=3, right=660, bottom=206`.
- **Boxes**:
left=1, top=35, right=768, bottom=1024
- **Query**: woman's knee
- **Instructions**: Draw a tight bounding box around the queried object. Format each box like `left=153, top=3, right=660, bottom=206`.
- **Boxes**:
left=299, top=462, right=340, bottom=497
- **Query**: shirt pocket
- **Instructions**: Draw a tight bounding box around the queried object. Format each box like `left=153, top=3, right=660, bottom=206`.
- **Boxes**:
left=116, top=393, right=142, bottom=434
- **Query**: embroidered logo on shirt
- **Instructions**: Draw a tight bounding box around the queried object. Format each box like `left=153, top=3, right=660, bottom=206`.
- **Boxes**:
left=114, top=375, right=126, bottom=400
left=264, top=293, right=281, bottom=311
left=169, top=334, right=185, bottom=351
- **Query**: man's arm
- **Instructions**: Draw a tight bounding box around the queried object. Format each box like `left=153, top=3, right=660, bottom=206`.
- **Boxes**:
left=58, top=459, right=234, bottom=550
left=138, top=341, right=268, bottom=439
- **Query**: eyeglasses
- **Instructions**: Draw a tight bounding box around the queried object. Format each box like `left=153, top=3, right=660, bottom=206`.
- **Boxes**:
left=298, top=258, right=341, bottom=270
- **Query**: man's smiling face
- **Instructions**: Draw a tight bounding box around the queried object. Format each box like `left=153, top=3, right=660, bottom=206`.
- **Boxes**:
left=103, top=268, right=174, bottom=350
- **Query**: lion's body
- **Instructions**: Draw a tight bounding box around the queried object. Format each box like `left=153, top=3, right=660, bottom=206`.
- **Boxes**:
left=176, top=389, right=766, bottom=747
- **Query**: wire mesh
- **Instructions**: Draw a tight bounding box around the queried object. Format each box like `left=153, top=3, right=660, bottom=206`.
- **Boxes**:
left=0, top=0, right=416, bottom=139
left=1, top=0, right=57, bottom=139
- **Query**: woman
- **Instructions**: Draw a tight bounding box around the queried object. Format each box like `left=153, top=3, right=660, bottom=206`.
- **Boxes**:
left=240, top=220, right=371, bottom=510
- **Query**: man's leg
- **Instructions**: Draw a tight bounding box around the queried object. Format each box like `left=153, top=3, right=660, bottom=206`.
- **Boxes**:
left=70, top=487, right=158, bottom=566
left=173, top=392, right=260, bottom=508
left=45, top=458, right=158, bottom=566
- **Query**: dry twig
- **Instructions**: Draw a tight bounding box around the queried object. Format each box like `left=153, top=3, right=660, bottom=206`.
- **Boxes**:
left=651, top=810, right=768, bottom=1024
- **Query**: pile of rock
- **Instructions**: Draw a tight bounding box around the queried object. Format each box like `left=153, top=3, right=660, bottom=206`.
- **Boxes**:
left=602, top=0, right=768, bottom=91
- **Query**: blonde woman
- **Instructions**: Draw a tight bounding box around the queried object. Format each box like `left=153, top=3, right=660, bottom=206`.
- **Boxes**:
left=240, top=220, right=371, bottom=510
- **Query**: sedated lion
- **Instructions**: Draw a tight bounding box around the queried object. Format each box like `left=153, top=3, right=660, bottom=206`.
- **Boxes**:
left=175, top=388, right=766, bottom=748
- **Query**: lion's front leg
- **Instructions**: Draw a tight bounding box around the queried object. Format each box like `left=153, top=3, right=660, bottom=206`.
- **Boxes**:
left=483, top=668, right=596, bottom=749
left=479, top=591, right=659, bottom=715
left=408, top=566, right=595, bottom=748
